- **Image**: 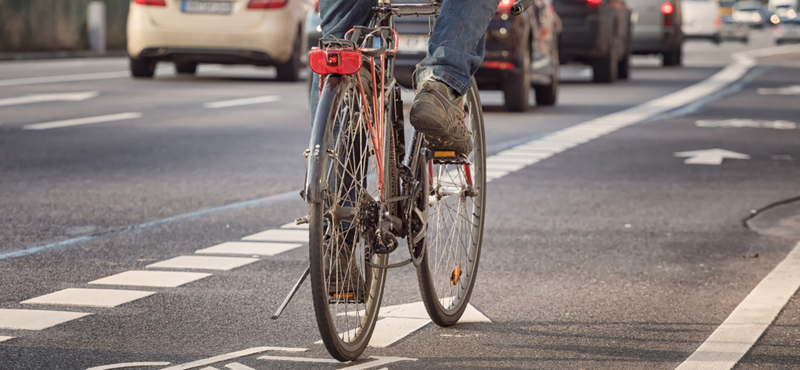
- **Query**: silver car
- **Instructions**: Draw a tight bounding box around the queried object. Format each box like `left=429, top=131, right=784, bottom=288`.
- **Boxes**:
left=775, top=17, right=800, bottom=43
left=721, top=15, right=750, bottom=43
left=629, top=0, right=684, bottom=66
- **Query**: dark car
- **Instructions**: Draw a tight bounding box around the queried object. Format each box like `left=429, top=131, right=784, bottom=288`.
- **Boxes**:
left=390, top=0, right=562, bottom=112
left=553, top=0, right=632, bottom=82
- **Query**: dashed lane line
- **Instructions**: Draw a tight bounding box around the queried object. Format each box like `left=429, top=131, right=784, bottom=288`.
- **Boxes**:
left=242, top=229, right=308, bottom=243
left=88, top=270, right=212, bottom=288
left=204, top=95, right=281, bottom=109
left=0, top=309, right=92, bottom=330
left=0, top=336, right=14, bottom=343
left=675, top=241, right=800, bottom=370
left=145, top=256, right=259, bottom=271
left=159, top=347, right=306, bottom=370
left=86, top=362, right=172, bottom=370
left=22, top=112, right=142, bottom=130
left=0, top=71, right=130, bottom=87
left=20, top=288, right=155, bottom=308
left=195, top=241, right=303, bottom=256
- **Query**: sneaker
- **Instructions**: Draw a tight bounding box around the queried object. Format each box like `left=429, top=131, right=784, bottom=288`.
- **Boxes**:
left=324, top=242, right=367, bottom=303
left=409, top=79, right=473, bottom=157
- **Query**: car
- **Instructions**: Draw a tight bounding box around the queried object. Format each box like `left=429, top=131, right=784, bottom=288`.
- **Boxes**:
left=127, top=0, right=311, bottom=81
left=391, top=0, right=562, bottom=111
left=681, top=0, right=721, bottom=43
left=775, top=17, right=800, bottom=43
left=719, top=0, right=736, bottom=16
left=628, top=0, right=684, bottom=66
left=770, top=0, right=798, bottom=19
left=721, top=15, right=750, bottom=43
left=733, top=1, right=768, bottom=28
left=554, top=0, right=633, bottom=82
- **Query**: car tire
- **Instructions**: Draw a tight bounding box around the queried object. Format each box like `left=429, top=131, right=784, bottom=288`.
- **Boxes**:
left=534, top=41, right=558, bottom=106
left=175, top=62, right=198, bottom=75
left=276, top=30, right=302, bottom=82
left=503, top=38, right=531, bottom=112
left=617, top=52, right=630, bottom=80
left=662, top=45, right=682, bottom=67
left=742, top=37, right=749, bottom=44
left=713, top=34, right=722, bottom=45
left=592, top=44, right=618, bottom=83
left=130, top=57, right=156, bottom=78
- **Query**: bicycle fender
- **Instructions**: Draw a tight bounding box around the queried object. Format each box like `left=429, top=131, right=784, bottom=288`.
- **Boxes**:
left=304, top=75, right=342, bottom=204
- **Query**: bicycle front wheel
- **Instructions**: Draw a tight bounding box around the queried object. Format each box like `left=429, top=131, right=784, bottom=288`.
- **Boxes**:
left=416, top=80, right=487, bottom=327
left=308, top=73, right=388, bottom=361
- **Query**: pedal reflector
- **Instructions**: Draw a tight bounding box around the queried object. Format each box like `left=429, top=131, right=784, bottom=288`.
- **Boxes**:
left=434, top=151, right=456, bottom=158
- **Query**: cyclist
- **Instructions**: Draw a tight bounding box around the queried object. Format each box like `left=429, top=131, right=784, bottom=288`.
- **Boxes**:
left=310, top=0, right=499, bottom=158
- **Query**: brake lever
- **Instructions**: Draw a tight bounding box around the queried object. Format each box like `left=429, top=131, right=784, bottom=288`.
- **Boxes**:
left=510, top=0, right=534, bottom=16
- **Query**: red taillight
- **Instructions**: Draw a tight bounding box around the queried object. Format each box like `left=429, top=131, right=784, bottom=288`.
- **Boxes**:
left=714, top=16, right=721, bottom=27
left=586, top=0, right=602, bottom=6
left=133, top=0, right=166, bottom=6
left=660, top=2, right=674, bottom=14
left=497, top=0, right=513, bottom=12
left=309, top=49, right=361, bottom=75
left=483, top=61, right=516, bottom=70
left=248, top=0, right=288, bottom=9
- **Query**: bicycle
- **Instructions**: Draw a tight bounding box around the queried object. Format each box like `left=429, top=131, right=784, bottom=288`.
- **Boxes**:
left=272, top=0, right=533, bottom=361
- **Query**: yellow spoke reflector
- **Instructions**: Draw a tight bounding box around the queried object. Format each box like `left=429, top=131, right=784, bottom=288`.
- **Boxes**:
left=450, top=266, right=461, bottom=286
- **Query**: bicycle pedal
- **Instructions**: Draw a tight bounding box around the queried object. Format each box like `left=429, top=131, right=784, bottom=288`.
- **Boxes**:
left=432, top=151, right=471, bottom=165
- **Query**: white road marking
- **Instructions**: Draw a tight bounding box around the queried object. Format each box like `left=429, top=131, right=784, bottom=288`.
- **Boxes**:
left=757, top=84, right=800, bottom=95
left=146, top=256, right=258, bottom=271
left=322, top=302, right=490, bottom=348
left=675, top=242, right=800, bottom=370
left=160, top=347, right=306, bottom=370
left=86, top=362, right=172, bottom=370
left=0, top=309, right=91, bottom=330
left=280, top=221, right=310, bottom=229
left=198, top=367, right=219, bottom=370
left=0, top=92, right=98, bottom=107
left=486, top=161, right=526, bottom=172
left=204, top=95, right=281, bottom=109
left=339, top=356, right=417, bottom=369
left=0, top=336, right=14, bottom=343
left=257, top=355, right=340, bottom=363
left=242, top=229, right=308, bottom=243
left=88, top=270, right=211, bottom=288
left=696, top=119, right=798, bottom=130
left=673, top=149, right=750, bottom=165
left=21, top=288, right=155, bottom=308
left=223, top=363, right=255, bottom=370
left=195, top=242, right=302, bottom=256
left=0, top=71, right=130, bottom=87
left=23, top=112, right=142, bottom=130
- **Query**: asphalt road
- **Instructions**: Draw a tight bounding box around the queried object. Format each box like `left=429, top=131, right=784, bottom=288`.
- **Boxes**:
left=1, top=30, right=800, bottom=369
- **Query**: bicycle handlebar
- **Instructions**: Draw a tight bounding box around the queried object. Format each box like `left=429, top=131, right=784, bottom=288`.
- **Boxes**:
left=510, top=0, right=534, bottom=16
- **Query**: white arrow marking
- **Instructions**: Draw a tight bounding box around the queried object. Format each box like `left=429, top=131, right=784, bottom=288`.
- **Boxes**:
left=757, top=85, right=800, bottom=95
left=673, top=148, right=750, bottom=165
left=0, top=92, right=98, bottom=107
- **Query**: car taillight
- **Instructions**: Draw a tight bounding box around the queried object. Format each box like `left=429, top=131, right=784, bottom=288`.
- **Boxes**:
left=133, top=0, right=166, bottom=6
left=586, top=0, right=602, bottom=6
left=309, top=49, right=361, bottom=75
left=714, top=16, right=721, bottom=27
left=497, top=0, right=513, bottom=12
left=661, top=2, right=674, bottom=26
left=248, top=0, right=288, bottom=9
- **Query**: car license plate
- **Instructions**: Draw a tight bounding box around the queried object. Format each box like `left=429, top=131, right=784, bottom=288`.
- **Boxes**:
left=398, top=35, right=429, bottom=54
left=182, top=0, right=233, bottom=14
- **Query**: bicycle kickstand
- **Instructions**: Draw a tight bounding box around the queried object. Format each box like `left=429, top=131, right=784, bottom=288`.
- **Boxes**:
left=270, top=265, right=310, bottom=320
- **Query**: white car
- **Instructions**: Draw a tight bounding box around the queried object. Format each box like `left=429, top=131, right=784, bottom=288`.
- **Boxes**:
left=681, top=0, right=721, bottom=43
left=775, top=18, right=800, bottom=44
left=127, top=0, right=310, bottom=81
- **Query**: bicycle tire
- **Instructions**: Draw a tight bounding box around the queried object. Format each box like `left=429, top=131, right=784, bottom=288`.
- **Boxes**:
left=415, top=79, right=487, bottom=327
left=308, top=72, right=393, bottom=361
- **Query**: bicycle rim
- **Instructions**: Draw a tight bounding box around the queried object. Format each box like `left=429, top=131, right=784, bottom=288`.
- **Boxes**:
left=309, top=74, right=388, bottom=361
left=416, top=81, right=487, bottom=327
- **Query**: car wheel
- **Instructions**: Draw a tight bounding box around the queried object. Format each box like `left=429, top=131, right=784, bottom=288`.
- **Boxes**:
left=592, top=42, right=618, bottom=83
left=276, top=30, right=302, bottom=82
left=662, top=45, right=682, bottom=67
left=175, top=62, right=198, bottom=75
left=534, top=41, right=558, bottom=106
left=130, top=57, right=156, bottom=78
left=503, top=37, right=531, bottom=112
left=617, top=51, right=630, bottom=80
left=742, top=37, right=749, bottom=44
left=713, top=34, right=722, bottom=45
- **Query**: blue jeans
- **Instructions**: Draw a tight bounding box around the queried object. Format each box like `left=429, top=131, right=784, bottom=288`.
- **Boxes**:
left=310, top=0, right=498, bottom=122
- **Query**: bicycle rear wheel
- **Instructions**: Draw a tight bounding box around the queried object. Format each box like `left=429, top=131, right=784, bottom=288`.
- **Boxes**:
left=415, top=80, right=487, bottom=327
left=308, top=73, right=390, bottom=361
